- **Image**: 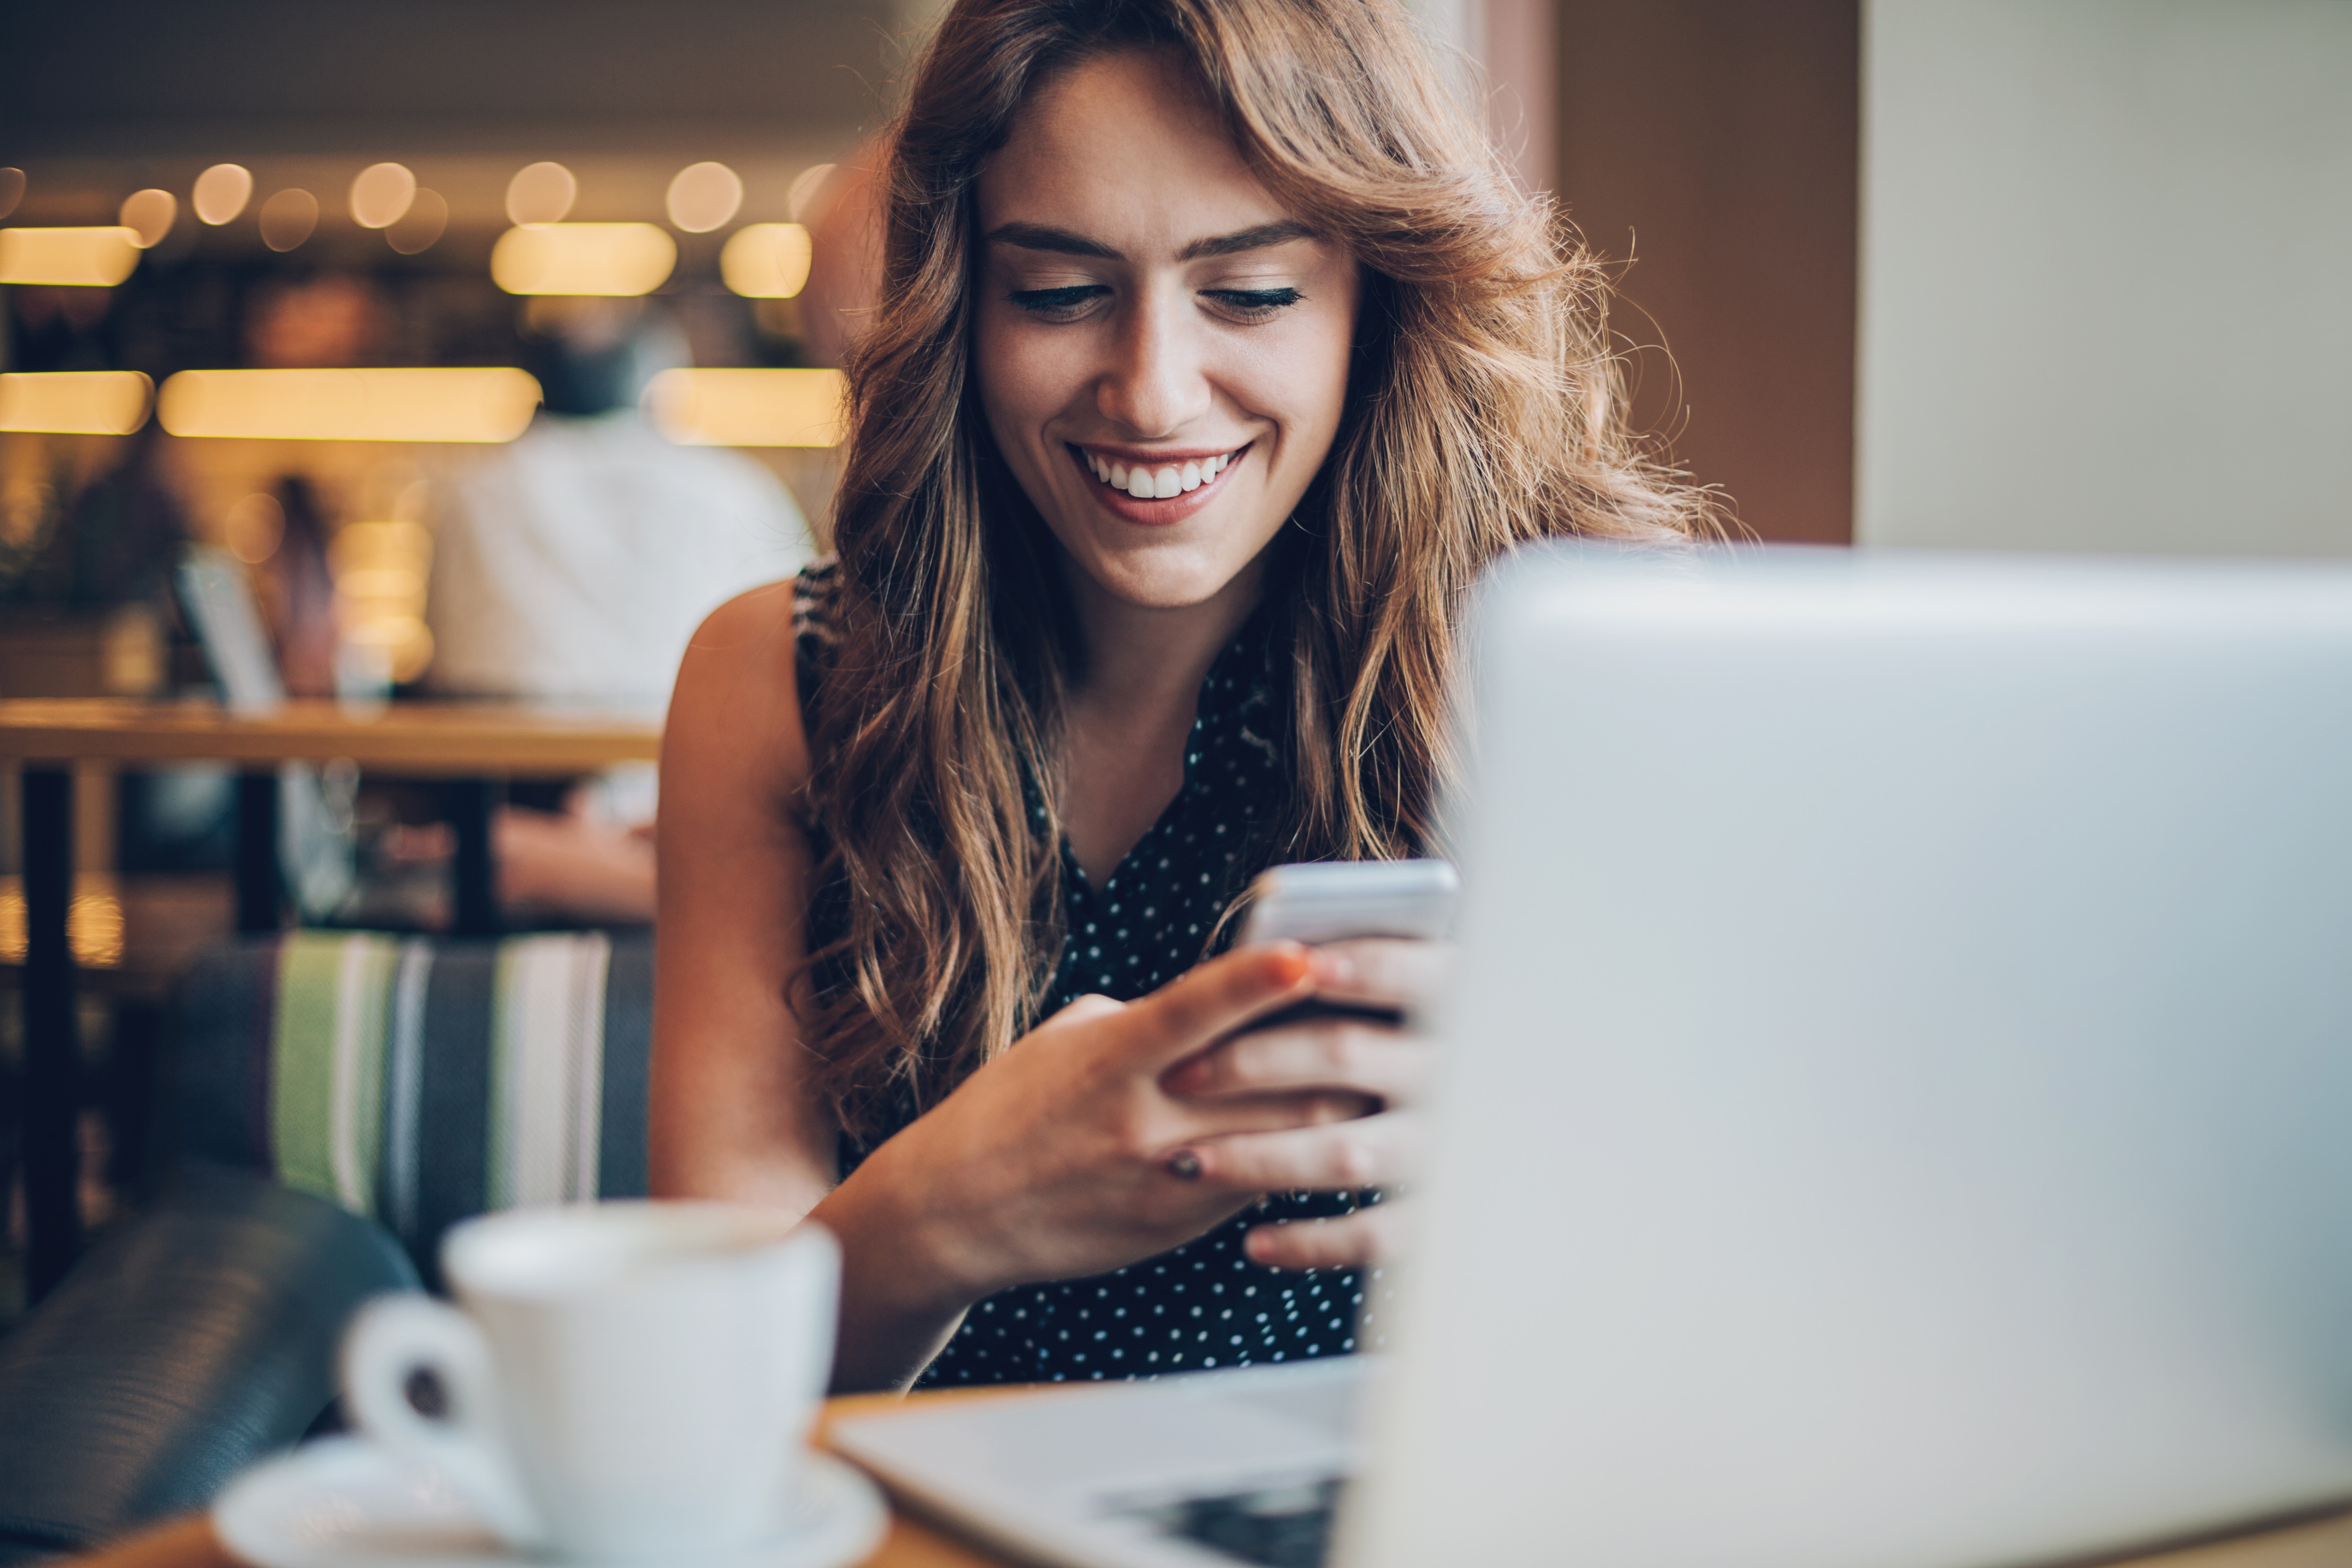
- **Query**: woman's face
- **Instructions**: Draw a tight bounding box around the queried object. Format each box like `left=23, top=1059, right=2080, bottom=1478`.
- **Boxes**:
left=974, top=49, right=1359, bottom=613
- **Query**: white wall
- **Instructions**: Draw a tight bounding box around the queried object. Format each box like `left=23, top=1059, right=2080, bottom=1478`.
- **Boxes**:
left=1857, top=1, right=2352, bottom=556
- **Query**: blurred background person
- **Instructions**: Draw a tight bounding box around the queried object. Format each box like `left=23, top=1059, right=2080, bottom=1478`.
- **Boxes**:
left=405, top=298, right=812, bottom=924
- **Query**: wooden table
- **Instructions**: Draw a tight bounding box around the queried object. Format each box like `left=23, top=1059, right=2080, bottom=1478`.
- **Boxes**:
left=72, top=1393, right=1012, bottom=1568
left=0, top=699, right=660, bottom=1300
left=54, top=1387, right=2352, bottom=1568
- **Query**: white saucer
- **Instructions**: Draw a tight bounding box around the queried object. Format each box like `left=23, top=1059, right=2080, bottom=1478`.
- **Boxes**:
left=213, top=1436, right=889, bottom=1568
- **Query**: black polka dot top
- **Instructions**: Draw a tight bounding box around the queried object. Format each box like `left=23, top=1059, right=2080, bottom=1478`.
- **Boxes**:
left=793, top=560, right=1379, bottom=1385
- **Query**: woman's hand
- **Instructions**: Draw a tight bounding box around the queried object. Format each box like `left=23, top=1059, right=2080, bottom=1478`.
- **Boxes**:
left=812, top=941, right=1367, bottom=1388
left=1157, top=938, right=1451, bottom=1273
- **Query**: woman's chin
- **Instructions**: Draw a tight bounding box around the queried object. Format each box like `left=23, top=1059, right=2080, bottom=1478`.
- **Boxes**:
left=1064, top=541, right=1265, bottom=613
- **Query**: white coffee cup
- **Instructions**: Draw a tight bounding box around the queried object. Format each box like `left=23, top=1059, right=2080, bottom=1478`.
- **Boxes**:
left=341, top=1202, right=839, bottom=1561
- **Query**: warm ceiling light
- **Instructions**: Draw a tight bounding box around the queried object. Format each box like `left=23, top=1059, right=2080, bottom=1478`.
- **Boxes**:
left=491, top=223, right=675, bottom=296
left=258, top=189, right=318, bottom=252
left=506, top=161, right=576, bottom=226
left=643, top=368, right=845, bottom=447
left=0, top=228, right=141, bottom=287
left=386, top=188, right=447, bottom=255
left=0, top=372, right=154, bottom=435
left=719, top=223, right=813, bottom=299
left=786, top=163, right=836, bottom=223
left=157, top=368, right=542, bottom=443
left=349, top=163, right=416, bottom=229
left=119, top=189, right=177, bottom=248
left=666, top=161, right=742, bottom=233
left=0, top=169, right=24, bottom=223
left=192, top=164, right=253, bottom=225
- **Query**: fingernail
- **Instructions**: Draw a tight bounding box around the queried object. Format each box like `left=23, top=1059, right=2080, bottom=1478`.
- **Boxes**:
left=1165, top=1149, right=1202, bottom=1180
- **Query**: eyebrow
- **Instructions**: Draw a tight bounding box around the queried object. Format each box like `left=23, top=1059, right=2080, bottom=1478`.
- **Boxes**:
left=983, top=219, right=1315, bottom=263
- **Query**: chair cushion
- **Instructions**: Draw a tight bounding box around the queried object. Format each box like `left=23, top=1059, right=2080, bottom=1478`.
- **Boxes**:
left=169, top=931, right=652, bottom=1281
left=0, top=1169, right=418, bottom=1560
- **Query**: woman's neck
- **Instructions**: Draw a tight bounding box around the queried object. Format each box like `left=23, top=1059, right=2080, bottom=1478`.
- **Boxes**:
left=1057, top=552, right=1267, bottom=886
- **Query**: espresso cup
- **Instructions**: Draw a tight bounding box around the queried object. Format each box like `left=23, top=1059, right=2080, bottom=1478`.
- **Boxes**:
left=341, top=1202, right=839, bottom=1561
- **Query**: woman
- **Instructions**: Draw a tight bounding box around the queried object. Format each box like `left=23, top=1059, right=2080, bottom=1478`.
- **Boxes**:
left=653, top=0, right=1708, bottom=1393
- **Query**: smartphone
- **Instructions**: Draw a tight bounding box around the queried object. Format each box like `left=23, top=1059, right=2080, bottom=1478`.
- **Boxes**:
left=1238, top=858, right=1460, bottom=947
left=1235, top=859, right=1459, bottom=1032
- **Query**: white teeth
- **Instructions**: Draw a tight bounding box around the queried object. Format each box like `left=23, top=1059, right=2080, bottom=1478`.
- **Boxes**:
left=1083, top=447, right=1239, bottom=493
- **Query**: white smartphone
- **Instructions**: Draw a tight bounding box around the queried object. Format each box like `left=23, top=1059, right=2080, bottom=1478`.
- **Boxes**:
left=1237, top=858, right=1461, bottom=947
left=1234, top=859, right=1458, bottom=1034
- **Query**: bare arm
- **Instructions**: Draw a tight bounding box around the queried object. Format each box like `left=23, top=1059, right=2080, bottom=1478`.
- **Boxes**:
left=651, top=583, right=837, bottom=1215
left=653, top=587, right=1430, bottom=1392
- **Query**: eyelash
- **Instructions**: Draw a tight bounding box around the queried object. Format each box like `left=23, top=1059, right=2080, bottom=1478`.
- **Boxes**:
left=1005, top=285, right=1303, bottom=320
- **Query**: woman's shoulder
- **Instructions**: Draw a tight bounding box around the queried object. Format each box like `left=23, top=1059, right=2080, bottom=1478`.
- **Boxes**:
left=668, top=569, right=825, bottom=796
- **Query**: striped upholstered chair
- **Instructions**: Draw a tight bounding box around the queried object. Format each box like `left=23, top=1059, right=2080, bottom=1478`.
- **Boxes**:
left=170, top=929, right=654, bottom=1280
left=0, top=929, right=655, bottom=1560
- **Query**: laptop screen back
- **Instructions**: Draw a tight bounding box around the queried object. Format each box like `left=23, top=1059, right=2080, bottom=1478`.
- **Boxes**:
left=1347, top=548, right=2352, bottom=1568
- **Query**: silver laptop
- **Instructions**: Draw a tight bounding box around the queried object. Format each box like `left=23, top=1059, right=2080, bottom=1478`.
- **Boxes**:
left=833, top=546, right=2352, bottom=1568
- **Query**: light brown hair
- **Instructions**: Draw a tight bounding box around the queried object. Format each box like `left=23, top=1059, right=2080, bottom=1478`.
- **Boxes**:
left=800, top=0, right=1714, bottom=1138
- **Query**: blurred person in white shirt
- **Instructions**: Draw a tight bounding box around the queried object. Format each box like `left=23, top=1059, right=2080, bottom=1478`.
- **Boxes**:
left=411, top=300, right=811, bottom=923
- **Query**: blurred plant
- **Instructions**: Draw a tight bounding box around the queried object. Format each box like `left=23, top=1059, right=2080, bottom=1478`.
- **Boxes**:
left=0, top=433, right=190, bottom=610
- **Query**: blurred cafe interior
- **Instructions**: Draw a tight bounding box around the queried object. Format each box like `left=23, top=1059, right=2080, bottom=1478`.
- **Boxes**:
left=3, top=0, right=2351, bottom=1562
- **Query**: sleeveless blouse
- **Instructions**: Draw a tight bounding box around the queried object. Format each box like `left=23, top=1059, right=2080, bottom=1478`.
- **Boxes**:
left=793, top=561, right=1382, bottom=1385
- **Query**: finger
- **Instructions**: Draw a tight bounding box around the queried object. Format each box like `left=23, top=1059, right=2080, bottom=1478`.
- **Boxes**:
left=1162, top=1089, right=1376, bottom=1147
left=1162, top=1022, right=1431, bottom=1103
left=1123, top=944, right=1317, bottom=1070
left=1308, top=938, right=1455, bottom=1016
left=1178, top=1111, right=1424, bottom=1192
left=1243, top=1206, right=1406, bottom=1272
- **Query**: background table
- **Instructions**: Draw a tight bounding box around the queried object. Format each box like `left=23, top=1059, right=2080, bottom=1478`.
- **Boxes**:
left=0, top=699, right=660, bottom=1300
left=55, top=1386, right=2352, bottom=1568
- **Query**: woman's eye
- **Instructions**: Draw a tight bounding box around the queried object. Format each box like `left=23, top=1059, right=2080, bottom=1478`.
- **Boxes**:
left=1008, top=285, right=1108, bottom=318
left=1202, top=287, right=1302, bottom=318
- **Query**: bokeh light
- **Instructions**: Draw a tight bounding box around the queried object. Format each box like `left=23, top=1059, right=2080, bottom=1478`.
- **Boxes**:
left=0, top=228, right=141, bottom=287
left=192, top=164, right=253, bottom=224
left=349, top=163, right=417, bottom=229
left=386, top=188, right=448, bottom=255
left=666, top=161, right=743, bottom=232
left=119, top=189, right=177, bottom=248
left=158, top=368, right=543, bottom=442
left=643, top=368, right=845, bottom=447
left=787, top=163, right=836, bottom=223
left=222, top=492, right=286, bottom=564
left=506, top=161, right=577, bottom=226
left=0, top=372, right=154, bottom=434
left=258, top=189, right=319, bottom=252
left=719, top=223, right=813, bottom=298
left=491, top=223, right=676, bottom=296
left=331, top=520, right=436, bottom=683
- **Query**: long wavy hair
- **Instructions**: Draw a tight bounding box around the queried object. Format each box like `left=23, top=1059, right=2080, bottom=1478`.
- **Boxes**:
left=799, top=0, right=1714, bottom=1138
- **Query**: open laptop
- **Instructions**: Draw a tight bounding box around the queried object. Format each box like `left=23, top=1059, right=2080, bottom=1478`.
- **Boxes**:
left=832, top=546, right=2352, bottom=1568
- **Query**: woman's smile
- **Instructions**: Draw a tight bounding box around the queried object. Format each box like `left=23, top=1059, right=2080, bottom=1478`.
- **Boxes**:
left=1067, top=440, right=1251, bottom=525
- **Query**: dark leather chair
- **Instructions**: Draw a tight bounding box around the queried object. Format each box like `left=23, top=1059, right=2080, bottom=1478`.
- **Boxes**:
left=0, top=930, right=653, bottom=1560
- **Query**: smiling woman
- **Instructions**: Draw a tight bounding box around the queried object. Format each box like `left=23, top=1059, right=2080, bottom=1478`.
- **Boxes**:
left=652, top=0, right=1715, bottom=1395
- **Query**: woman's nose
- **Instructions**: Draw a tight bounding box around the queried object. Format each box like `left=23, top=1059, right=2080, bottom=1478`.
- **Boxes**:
left=1096, top=293, right=1211, bottom=438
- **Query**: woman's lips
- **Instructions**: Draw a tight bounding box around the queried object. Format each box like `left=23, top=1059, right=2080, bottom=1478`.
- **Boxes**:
left=1068, top=442, right=1249, bottom=526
